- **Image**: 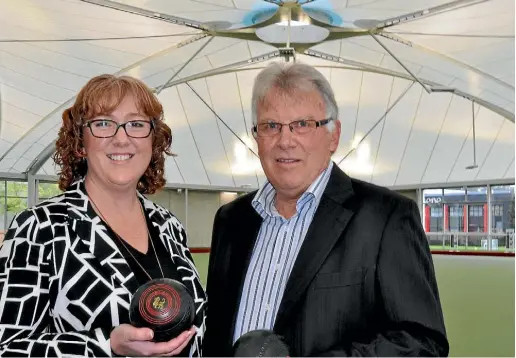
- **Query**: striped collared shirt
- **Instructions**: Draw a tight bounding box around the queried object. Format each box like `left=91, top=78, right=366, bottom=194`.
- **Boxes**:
left=233, top=161, right=333, bottom=342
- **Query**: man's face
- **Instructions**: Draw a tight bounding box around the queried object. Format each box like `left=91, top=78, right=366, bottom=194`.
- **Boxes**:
left=255, top=87, right=340, bottom=199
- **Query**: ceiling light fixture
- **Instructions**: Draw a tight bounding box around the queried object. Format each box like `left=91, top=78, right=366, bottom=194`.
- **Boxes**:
left=232, top=136, right=261, bottom=175
left=276, top=20, right=308, bottom=26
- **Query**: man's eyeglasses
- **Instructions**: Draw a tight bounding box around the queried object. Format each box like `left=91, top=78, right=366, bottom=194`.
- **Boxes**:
left=252, top=118, right=333, bottom=137
left=83, top=119, right=154, bottom=138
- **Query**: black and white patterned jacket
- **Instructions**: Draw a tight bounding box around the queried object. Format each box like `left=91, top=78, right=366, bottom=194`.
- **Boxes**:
left=0, top=180, right=207, bottom=357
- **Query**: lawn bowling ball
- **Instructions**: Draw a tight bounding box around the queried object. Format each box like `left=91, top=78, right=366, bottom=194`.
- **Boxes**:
left=233, top=329, right=290, bottom=357
left=129, top=278, right=195, bottom=342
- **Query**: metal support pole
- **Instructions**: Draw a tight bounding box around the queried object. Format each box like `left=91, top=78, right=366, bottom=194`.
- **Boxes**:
left=369, top=32, right=431, bottom=94
left=487, top=184, right=492, bottom=250
left=441, top=190, right=445, bottom=246
left=417, top=188, right=423, bottom=223
left=185, top=188, right=189, bottom=234
left=3, top=181, right=7, bottom=229
left=27, top=174, right=37, bottom=208
left=465, top=188, right=469, bottom=249
left=338, top=81, right=415, bottom=165
left=155, top=36, right=214, bottom=95
left=472, top=102, right=477, bottom=165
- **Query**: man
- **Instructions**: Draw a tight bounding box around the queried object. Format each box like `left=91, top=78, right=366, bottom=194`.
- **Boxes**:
left=203, top=62, right=448, bottom=356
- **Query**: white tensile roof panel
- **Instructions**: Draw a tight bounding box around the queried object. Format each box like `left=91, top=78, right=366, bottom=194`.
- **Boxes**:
left=0, top=0, right=511, bottom=190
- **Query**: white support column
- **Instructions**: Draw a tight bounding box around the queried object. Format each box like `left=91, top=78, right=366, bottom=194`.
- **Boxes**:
left=417, top=188, right=423, bottom=224
left=27, top=174, right=38, bottom=208
left=464, top=187, right=468, bottom=236
left=487, top=184, right=492, bottom=250
left=369, top=32, right=430, bottom=93
left=185, top=188, right=189, bottom=234
left=441, top=190, right=445, bottom=236
left=3, top=181, right=7, bottom=229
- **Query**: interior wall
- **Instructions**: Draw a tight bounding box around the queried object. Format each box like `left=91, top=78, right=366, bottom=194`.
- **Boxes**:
left=148, top=188, right=421, bottom=248
left=187, top=191, right=220, bottom=247
left=147, top=188, right=188, bottom=225
left=395, top=189, right=418, bottom=203
left=147, top=188, right=240, bottom=248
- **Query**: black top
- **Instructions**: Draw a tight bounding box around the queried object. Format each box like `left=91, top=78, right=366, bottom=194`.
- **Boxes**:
left=83, top=186, right=180, bottom=285
left=109, top=211, right=181, bottom=286
left=88, top=198, right=190, bottom=355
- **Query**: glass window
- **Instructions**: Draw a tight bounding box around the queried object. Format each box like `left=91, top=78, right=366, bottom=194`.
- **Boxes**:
left=491, top=185, right=514, bottom=202
left=6, top=197, right=27, bottom=228
left=443, top=187, right=466, bottom=203
left=448, top=204, right=464, bottom=232
left=423, top=189, right=443, bottom=205
left=450, top=205, right=464, bottom=217
left=431, top=206, right=443, bottom=217
left=493, top=204, right=504, bottom=217
left=420, top=184, right=514, bottom=250
left=472, top=206, right=483, bottom=216
left=0, top=182, right=5, bottom=231
left=467, top=186, right=487, bottom=202
left=0, top=197, right=5, bottom=232
left=4, top=181, right=29, bottom=229
left=38, top=182, right=62, bottom=202
left=423, top=189, right=443, bottom=232
left=491, top=185, right=515, bottom=233
left=468, top=204, right=485, bottom=232
left=7, top=181, right=28, bottom=198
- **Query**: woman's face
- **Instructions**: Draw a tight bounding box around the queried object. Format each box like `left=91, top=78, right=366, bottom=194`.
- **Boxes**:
left=82, top=94, right=153, bottom=192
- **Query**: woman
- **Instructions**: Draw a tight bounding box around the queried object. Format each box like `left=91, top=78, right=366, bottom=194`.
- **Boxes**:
left=0, top=75, right=206, bottom=357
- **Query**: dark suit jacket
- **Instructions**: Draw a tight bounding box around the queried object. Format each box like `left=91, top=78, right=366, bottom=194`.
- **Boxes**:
left=204, top=164, right=448, bottom=356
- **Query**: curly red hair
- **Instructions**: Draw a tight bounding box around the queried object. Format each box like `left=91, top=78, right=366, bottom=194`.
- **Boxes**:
left=53, top=74, right=173, bottom=194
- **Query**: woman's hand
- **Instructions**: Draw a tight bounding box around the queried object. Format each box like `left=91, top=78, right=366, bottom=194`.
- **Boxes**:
left=110, top=324, right=196, bottom=356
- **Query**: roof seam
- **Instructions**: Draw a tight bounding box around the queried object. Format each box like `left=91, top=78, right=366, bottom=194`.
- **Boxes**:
left=176, top=85, right=211, bottom=185
left=503, top=158, right=515, bottom=178
left=0, top=48, right=91, bottom=81
left=419, top=94, right=454, bottom=183
left=474, top=119, right=507, bottom=180
left=371, top=76, right=395, bottom=182
left=201, top=78, right=236, bottom=187
left=394, top=85, right=424, bottom=185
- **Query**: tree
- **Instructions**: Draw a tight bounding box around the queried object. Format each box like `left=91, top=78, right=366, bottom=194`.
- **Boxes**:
left=6, top=182, right=28, bottom=214
left=38, top=182, right=62, bottom=200
left=1, top=182, right=63, bottom=217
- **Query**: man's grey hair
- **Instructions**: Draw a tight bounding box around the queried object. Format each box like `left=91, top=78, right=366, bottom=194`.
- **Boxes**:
left=251, top=62, right=338, bottom=131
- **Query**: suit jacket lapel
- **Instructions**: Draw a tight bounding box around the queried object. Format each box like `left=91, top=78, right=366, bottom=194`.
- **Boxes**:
left=274, top=165, right=356, bottom=332
left=227, top=198, right=263, bottom=340
left=65, top=181, right=139, bottom=295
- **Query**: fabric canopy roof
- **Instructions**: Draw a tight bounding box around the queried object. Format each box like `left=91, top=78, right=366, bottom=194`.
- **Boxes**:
left=0, top=0, right=513, bottom=189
